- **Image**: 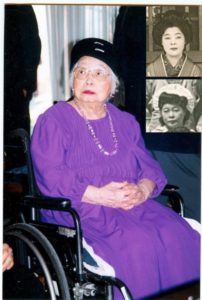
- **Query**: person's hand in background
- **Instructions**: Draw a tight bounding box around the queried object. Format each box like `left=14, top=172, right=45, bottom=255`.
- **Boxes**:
left=3, top=243, right=14, bottom=272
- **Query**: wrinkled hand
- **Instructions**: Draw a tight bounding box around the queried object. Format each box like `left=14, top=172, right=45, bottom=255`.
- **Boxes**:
left=3, top=243, right=14, bottom=272
left=116, top=182, right=148, bottom=210
left=82, top=179, right=155, bottom=210
left=83, top=181, right=128, bottom=208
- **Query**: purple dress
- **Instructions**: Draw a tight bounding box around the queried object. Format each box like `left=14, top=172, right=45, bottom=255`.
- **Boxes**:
left=31, top=101, right=200, bottom=299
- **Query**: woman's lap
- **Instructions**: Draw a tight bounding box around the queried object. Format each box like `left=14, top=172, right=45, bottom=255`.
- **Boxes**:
left=83, top=200, right=200, bottom=299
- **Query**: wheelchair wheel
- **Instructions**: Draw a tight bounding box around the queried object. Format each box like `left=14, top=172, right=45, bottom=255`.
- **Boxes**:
left=4, top=223, right=71, bottom=300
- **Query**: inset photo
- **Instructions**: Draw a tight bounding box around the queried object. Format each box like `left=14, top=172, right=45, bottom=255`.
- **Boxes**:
left=146, top=78, right=202, bottom=132
left=146, top=6, right=202, bottom=77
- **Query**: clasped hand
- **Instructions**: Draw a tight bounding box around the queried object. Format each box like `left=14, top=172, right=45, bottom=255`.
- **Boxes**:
left=83, top=180, right=153, bottom=210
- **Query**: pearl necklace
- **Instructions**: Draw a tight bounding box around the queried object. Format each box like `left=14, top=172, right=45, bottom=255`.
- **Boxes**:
left=74, top=101, right=118, bottom=156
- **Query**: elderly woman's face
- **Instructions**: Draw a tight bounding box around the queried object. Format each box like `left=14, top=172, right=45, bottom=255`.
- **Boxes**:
left=73, top=56, right=113, bottom=104
left=161, top=27, right=185, bottom=58
left=160, top=103, right=186, bottom=130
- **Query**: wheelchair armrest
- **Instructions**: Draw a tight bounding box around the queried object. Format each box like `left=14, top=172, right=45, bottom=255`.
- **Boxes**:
left=22, top=194, right=84, bottom=279
left=162, top=184, right=179, bottom=192
left=23, top=194, right=71, bottom=211
left=161, top=184, right=184, bottom=216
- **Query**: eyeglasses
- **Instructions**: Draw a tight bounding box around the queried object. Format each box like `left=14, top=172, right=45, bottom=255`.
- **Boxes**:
left=74, top=67, right=111, bottom=82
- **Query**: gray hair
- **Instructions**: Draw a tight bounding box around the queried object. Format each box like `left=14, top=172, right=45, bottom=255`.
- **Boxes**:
left=69, top=62, right=120, bottom=98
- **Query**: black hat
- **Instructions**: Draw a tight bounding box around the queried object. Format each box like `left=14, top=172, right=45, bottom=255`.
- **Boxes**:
left=70, top=38, right=119, bottom=76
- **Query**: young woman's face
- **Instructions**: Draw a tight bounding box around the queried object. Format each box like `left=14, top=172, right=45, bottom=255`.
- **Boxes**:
left=161, top=27, right=186, bottom=58
left=73, top=56, right=112, bottom=104
left=161, top=103, right=186, bottom=130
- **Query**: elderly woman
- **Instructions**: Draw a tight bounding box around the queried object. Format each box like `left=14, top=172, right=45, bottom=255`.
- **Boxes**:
left=31, top=38, right=200, bottom=299
left=147, top=10, right=202, bottom=77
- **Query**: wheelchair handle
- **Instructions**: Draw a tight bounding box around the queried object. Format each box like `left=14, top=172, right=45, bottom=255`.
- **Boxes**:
left=23, top=195, right=71, bottom=211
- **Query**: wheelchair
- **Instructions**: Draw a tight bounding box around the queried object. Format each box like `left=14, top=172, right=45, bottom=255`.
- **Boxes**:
left=3, top=128, right=187, bottom=300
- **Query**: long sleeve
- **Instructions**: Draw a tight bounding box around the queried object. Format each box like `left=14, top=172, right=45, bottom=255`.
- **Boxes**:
left=31, top=113, right=89, bottom=204
left=30, top=102, right=167, bottom=226
left=127, top=114, right=167, bottom=197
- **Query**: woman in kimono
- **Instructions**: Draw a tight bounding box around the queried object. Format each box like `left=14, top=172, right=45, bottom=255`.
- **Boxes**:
left=147, top=10, right=202, bottom=77
left=31, top=38, right=200, bottom=300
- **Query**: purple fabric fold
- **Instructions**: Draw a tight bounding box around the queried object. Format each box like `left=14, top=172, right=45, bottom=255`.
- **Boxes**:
left=31, top=101, right=200, bottom=299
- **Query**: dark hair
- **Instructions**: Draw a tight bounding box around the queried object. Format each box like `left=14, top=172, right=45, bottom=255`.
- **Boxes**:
left=159, top=92, right=190, bottom=125
left=152, top=10, right=192, bottom=47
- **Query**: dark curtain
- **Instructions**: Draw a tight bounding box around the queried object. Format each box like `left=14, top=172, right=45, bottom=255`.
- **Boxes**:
left=113, top=5, right=200, bottom=154
left=4, top=5, right=41, bottom=138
